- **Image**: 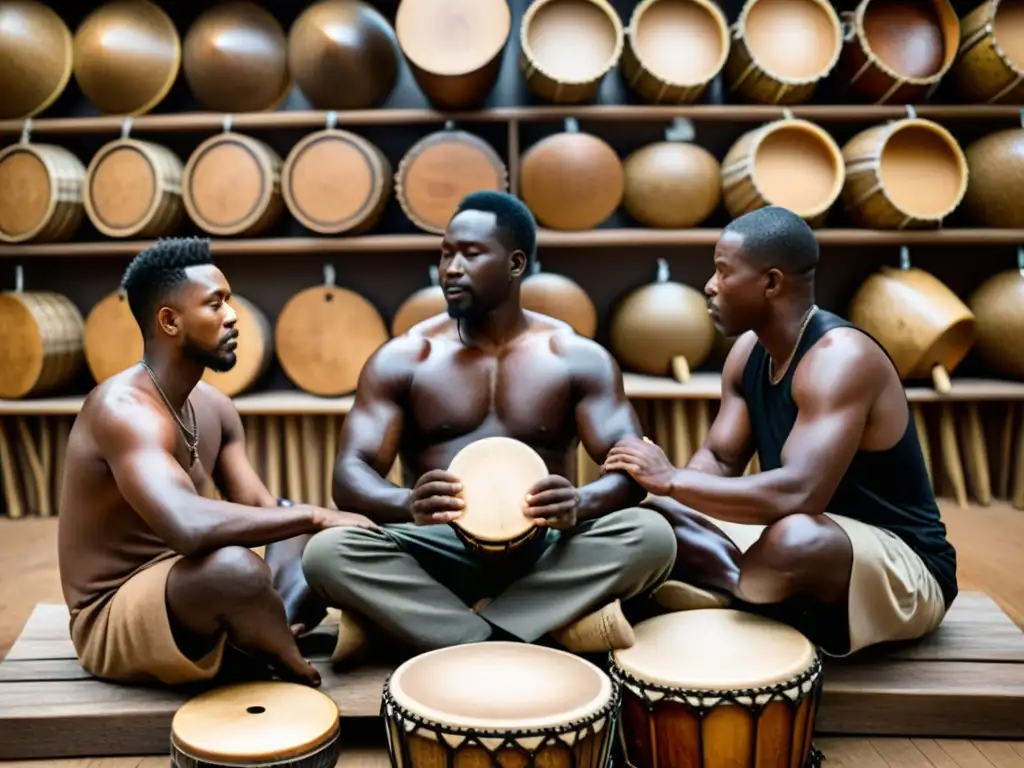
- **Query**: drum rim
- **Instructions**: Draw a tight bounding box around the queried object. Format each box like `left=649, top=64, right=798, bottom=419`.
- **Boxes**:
left=626, top=0, right=731, bottom=87
left=84, top=138, right=169, bottom=238
left=384, top=640, right=618, bottom=731
left=519, top=0, right=625, bottom=85
left=747, top=117, right=845, bottom=219
left=844, top=0, right=962, bottom=86
left=395, top=0, right=513, bottom=76
left=609, top=646, right=823, bottom=703
left=982, top=0, right=1024, bottom=77
left=2, top=1, right=75, bottom=120
left=737, top=0, right=844, bottom=85
left=446, top=435, right=547, bottom=543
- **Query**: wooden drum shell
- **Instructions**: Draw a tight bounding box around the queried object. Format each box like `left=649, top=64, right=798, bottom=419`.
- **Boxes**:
left=838, top=0, right=961, bottom=104
left=83, top=289, right=142, bottom=383
left=0, top=291, right=85, bottom=399
left=848, top=266, right=976, bottom=382
left=0, top=0, right=74, bottom=120
left=521, top=272, right=598, bottom=338
left=392, top=285, right=446, bottom=336
left=182, top=132, right=284, bottom=237
left=721, top=118, right=844, bottom=226
left=395, top=129, right=508, bottom=235
left=723, top=0, right=843, bottom=105
left=949, top=0, right=1024, bottom=104
left=0, top=142, right=85, bottom=244
left=282, top=128, right=391, bottom=235
left=84, top=138, right=184, bottom=239
left=623, top=141, right=721, bottom=228
left=961, top=128, right=1024, bottom=229
left=620, top=0, right=731, bottom=104
left=520, top=0, right=625, bottom=104
left=968, top=270, right=1024, bottom=380
left=840, top=118, right=968, bottom=230
left=202, top=296, right=274, bottom=397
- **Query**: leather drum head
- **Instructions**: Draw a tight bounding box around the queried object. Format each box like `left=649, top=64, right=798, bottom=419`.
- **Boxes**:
left=448, top=437, right=548, bottom=544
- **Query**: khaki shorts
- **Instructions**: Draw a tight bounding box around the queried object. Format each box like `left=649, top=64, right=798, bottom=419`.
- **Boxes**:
left=700, top=511, right=948, bottom=656
left=70, top=554, right=228, bottom=685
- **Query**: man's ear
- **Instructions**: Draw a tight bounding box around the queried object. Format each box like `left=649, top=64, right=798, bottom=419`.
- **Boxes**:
left=509, top=249, right=527, bottom=279
left=764, top=268, right=784, bottom=298
left=156, top=305, right=180, bottom=337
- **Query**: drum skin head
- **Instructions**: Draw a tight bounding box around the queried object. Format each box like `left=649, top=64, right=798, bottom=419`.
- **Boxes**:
left=612, top=609, right=817, bottom=691
left=171, top=681, right=339, bottom=763
left=448, top=436, right=549, bottom=543
left=387, top=641, right=613, bottom=729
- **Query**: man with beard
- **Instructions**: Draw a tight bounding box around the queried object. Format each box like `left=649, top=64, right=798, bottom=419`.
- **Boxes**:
left=57, top=237, right=375, bottom=689
left=301, top=191, right=677, bottom=663
left=602, top=206, right=957, bottom=657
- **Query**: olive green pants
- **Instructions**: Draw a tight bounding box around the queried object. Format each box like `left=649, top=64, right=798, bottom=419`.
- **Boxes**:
left=301, top=507, right=676, bottom=650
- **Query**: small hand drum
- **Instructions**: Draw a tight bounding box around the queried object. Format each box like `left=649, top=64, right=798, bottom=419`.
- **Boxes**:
left=170, top=681, right=342, bottom=768
left=611, top=609, right=824, bottom=768
left=383, top=641, right=619, bottom=768
left=448, top=436, right=549, bottom=556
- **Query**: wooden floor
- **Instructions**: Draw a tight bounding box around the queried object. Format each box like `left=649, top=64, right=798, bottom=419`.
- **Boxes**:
left=1, top=501, right=1023, bottom=767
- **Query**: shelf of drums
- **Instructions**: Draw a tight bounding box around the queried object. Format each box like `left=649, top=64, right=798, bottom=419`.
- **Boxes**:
left=1, top=0, right=1023, bottom=251
left=3, top=253, right=1024, bottom=519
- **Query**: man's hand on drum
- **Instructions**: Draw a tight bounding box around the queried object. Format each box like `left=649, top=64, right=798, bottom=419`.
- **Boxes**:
left=407, top=469, right=465, bottom=525
left=524, top=475, right=579, bottom=530
left=602, top=437, right=677, bottom=496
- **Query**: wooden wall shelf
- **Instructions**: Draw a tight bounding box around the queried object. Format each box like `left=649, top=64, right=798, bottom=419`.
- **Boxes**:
left=0, top=105, right=1021, bottom=136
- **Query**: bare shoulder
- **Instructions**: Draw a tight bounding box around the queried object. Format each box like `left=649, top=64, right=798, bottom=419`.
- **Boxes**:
left=546, top=324, right=622, bottom=387
left=793, top=327, right=891, bottom=406
left=354, top=331, right=434, bottom=398
left=81, top=372, right=177, bottom=456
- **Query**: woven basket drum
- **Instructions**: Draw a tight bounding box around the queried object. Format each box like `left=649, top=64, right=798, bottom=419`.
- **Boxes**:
left=968, top=270, right=1024, bottom=380
left=848, top=267, right=975, bottom=387
left=838, top=0, right=961, bottom=104
left=202, top=296, right=274, bottom=397
left=282, top=128, right=391, bottom=235
left=520, top=0, right=624, bottom=103
left=841, top=118, right=968, bottom=230
left=961, top=128, right=1024, bottom=228
left=0, top=291, right=85, bottom=399
left=721, top=117, right=844, bottom=226
left=0, top=0, right=74, bottom=119
left=949, top=0, right=1024, bottom=104
left=72, top=0, right=181, bottom=115
left=395, top=0, right=511, bottom=110
left=182, top=132, right=284, bottom=237
left=395, top=129, right=508, bottom=235
left=620, top=0, right=730, bottom=104
left=84, top=138, right=184, bottom=239
left=723, top=0, right=843, bottom=104
left=0, top=141, right=85, bottom=244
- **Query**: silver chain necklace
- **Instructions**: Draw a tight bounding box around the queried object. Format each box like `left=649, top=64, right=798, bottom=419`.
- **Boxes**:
left=768, top=304, right=818, bottom=385
left=140, top=360, right=199, bottom=467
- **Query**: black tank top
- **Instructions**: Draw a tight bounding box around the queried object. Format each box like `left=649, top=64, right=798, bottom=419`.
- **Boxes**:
left=740, top=308, right=958, bottom=608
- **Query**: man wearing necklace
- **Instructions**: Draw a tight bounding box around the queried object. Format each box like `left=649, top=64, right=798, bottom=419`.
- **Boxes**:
left=603, top=206, right=957, bottom=657
left=57, top=237, right=374, bottom=689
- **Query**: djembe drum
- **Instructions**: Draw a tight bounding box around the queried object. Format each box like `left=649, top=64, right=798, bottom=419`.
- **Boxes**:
left=383, top=641, right=618, bottom=768
left=610, top=609, right=824, bottom=768
left=448, top=436, right=549, bottom=556
left=170, top=681, right=342, bottom=768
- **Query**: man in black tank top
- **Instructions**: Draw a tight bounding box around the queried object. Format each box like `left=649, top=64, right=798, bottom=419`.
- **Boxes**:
left=603, top=206, right=957, bottom=657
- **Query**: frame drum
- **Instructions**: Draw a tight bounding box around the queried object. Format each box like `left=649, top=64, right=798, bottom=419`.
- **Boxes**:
left=448, top=436, right=549, bottom=556
left=170, top=681, right=342, bottom=768
left=611, top=610, right=824, bottom=768
left=383, top=641, right=618, bottom=768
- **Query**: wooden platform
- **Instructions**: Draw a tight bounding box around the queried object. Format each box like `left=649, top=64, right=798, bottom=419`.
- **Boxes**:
left=1, top=592, right=1022, bottom=761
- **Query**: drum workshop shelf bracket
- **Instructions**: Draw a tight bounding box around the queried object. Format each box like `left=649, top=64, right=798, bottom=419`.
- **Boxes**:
left=323, top=263, right=336, bottom=288
left=121, top=117, right=132, bottom=140
left=19, top=118, right=31, bottom=146
left=665, top=117, right=695, bottom=142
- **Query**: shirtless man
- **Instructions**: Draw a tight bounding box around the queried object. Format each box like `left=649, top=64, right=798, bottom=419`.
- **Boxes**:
left=301, top=191, right=677, bottom=661
left=57, top=237, right=374, bottom=688
left=603, top=206, right=958, bottom=656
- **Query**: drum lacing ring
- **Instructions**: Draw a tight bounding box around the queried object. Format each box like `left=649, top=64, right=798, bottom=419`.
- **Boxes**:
left=380, top=676, right=621, bottom=766
left=607, top=653, right=823, bottom=717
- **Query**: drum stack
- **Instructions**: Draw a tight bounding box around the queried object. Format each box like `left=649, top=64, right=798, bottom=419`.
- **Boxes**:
left=0, top=0, right=1022, bottom=524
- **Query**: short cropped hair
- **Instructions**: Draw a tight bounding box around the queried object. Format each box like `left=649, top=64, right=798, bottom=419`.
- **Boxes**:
left=121, top=237, right=214, bottom=337
left=454, top=190, right=537, bottom=266
left=723, top=206, right=819, bottom=275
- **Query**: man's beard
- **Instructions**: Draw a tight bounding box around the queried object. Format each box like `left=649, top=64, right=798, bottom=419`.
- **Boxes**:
left=446, top=293, right=479, bottom=320
left=183, top=337, right=237, bottom=372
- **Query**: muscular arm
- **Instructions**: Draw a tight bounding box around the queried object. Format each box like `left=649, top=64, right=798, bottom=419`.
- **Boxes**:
left=209, top=386, right=277, bottom=508
left=687, top=332, right=757, bottom=477
left=95, top=398, right=319, bottom=556
left=566, top=335, right=647, bottom=520
left=331, top=340, right=417, bottom=524
left=664, top=336, right=883, bottom=525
